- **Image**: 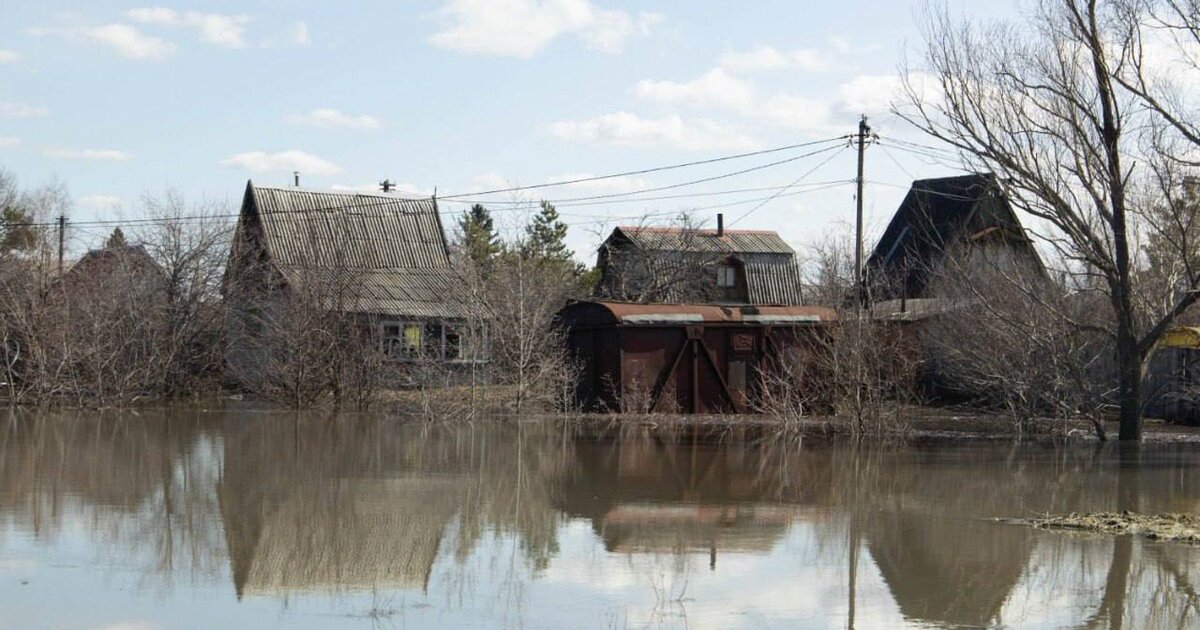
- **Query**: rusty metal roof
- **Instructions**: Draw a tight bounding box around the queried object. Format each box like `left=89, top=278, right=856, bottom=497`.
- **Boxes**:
left=242, top=183, right=466, bottom=319
left=564, top=300, right=836, bottom=325
left=613, top=226, right=795, bottom=255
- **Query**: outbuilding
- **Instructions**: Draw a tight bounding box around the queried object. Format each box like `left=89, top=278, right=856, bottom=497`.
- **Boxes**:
left=558, top=301, right=836, bottom=414
left=1143, top=326, right=1200, bottom=425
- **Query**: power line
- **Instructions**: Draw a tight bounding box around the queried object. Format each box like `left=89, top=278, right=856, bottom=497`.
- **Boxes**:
left=727, top=144, right=849, bottom=227
left=1, top=143, right=852, bottom=230
left=435, top=135, right=850, bottom=200
left=449, top=179, right=853, bottom=211
left=442, top=142, right=849, bottom=206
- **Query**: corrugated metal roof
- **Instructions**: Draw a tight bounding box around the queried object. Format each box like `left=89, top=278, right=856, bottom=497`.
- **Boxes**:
left=600, top=227, right=803, bottom=305
left=614, top=226, right=795, bottom=255
left=252, top=186, right=451, bottom=270
left=245, top=184, right=465, bottom=319
left=744, top=256, right=804, bottom=306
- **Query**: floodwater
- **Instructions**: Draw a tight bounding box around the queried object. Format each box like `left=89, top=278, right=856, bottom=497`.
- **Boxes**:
left=1, top=411, right=1199, bottom=629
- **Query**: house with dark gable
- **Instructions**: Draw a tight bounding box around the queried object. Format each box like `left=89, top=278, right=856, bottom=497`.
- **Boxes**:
left=594, top=216, right=805, bottom=306
left=864, top=173, right=1044, bottom=308
left=223, top=182, right=474, bottom=382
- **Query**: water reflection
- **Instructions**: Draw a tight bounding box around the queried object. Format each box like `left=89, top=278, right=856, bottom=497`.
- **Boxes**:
left=2, top=410, right=1200, bottom=628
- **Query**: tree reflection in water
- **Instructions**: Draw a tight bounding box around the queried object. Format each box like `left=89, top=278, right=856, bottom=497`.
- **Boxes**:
left=1, top=409, right=1200, bottom=628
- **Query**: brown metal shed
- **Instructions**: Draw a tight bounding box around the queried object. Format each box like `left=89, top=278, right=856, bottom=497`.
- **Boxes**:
left=558, top=301, right=837, bottom=414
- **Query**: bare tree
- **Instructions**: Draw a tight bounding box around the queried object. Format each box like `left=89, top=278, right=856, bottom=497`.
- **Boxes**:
left=902, top=0, right=1200, bottom=439
left=594, top=213, right=729, bottom=304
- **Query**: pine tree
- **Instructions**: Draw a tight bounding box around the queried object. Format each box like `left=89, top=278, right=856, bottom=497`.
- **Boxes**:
left=456, top=204, right=501, bottom=268
left=0, top=205, right=37, bottom=255
left=524, top=200, right=572, bottom=263
left=106, top=227, right=127, bottom=249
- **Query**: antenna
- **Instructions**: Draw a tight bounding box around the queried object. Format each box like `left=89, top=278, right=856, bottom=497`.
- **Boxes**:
left=380, top=179, right=395, bottom=193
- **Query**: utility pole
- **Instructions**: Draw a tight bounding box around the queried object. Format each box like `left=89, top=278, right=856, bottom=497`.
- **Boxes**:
left=56, top=214, right=66, bottom=276
left=854, top=115, right=871, bottom=310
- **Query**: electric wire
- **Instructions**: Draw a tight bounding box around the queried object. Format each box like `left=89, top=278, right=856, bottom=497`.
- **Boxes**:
left=1, top=138, right=852, bottom=229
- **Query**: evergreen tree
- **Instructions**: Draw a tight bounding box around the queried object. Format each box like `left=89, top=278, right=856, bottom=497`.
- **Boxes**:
left=523, top=200, right=572, bottom=264
left=106, top=227, right=127, bottom=249
left=456, top=203, right=501, bottom=268
left=0, top=205, right=37, bottom=255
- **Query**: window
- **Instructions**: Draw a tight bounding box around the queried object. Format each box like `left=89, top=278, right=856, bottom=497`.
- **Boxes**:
left=717, top=265, right=737, bottom=288
left=381, top=321, right=422, bottom=359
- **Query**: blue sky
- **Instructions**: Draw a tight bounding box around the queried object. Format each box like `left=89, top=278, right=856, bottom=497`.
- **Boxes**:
left=0, top=0, right=1019, bottom=259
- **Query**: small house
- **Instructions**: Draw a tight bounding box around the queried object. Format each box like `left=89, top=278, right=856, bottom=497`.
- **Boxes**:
left=865, top=173, right=1043, bottom=307
left=223, top=182, right=475, bottom=383
left=61, top=230, right=167, bottom=298
left=558, top=300, right=836, bottom=414
left=594, top=215, right=805, bottom=306
left=1143, top=326, right=1200, bottom=424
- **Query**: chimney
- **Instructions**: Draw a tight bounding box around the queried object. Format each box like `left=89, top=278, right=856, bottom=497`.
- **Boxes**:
left=717, top=213, right=724, bottom=237
left=293, top=171, right=300, bottom=187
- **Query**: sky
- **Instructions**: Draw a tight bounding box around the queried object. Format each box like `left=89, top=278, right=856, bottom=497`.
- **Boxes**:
left=0, top=0, right=1022, bottom=261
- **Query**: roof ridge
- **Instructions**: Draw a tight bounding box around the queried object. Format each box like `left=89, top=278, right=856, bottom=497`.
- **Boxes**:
left=251, top=182, right=430, bottom=201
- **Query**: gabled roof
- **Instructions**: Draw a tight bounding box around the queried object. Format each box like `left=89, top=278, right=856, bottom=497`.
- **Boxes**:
left=63, top=244, right=166, bottom=291
left=609, top=226, right=795, bottom=255
left=248, top=184, right=452, bottom=270
left=865, top=173, right=1035, bottom=299
left=237, top=182, right=467, bottom=319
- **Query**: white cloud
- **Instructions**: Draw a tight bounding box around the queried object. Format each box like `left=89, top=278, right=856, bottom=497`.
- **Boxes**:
left=221, top=150, right=343, bottom=175
left=43, top=147, right=133, bottom=161
left=757, top=93, right=837, bottom=133
left=293, top=21, right=311, bottom=46
left=29, top=24, right=176, bottom=60
left=0, top=137, right=19, bottom=148
left=80, top=195, right=122, bottom=209
left=0, top=50, right=19, bottom=64
left=428, top=0, right=659, bottom=58
left=0, top=102, right=46, bottom=118
left=838, top=72, right=940, bottom=115
left=718, top=46, right=828, bottom=73
left=127, top=8, right=250, bottom=49
left=287, top=108, right=381, bottom=130
left=635, top=68, right=755, bottom=110
left=551, top=112, right=760, bottom=151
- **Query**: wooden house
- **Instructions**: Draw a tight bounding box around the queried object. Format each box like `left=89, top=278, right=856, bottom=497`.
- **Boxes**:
left=223, top=182, right=474, bottom=383
left=865, top=173, right=1043, bottom=309
left=594, top=215, right=805, bottom=306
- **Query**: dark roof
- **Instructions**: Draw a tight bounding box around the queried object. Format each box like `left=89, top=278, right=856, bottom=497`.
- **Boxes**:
left=64, top=244, right=165, bottom=287
left=239, top=182, right=467, bottom=319
left=611, top=226, right=794, bottom=255
left=865, top=173, right=1034, bottom=299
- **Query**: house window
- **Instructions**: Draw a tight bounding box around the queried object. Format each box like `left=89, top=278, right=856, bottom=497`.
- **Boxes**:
left=382, top=321, right=423, bottom=359
left=717, top=265, right=737, bottom=288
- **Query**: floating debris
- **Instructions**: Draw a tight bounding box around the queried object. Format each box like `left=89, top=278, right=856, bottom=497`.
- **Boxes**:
left=1021, top=511, right=1200, bottom=543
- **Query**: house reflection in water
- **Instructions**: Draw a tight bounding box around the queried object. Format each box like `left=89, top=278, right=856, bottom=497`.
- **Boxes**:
left=866, top=511, right=1033, bottom=628
left=218, top=419, right=472, bottom=599
left=556, top=427, right=814, bottom=567
left=4, top=411, right=1200, bottom=628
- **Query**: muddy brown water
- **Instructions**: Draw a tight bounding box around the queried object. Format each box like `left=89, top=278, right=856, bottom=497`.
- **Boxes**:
left=2, top=409, right=1199, bottom=629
